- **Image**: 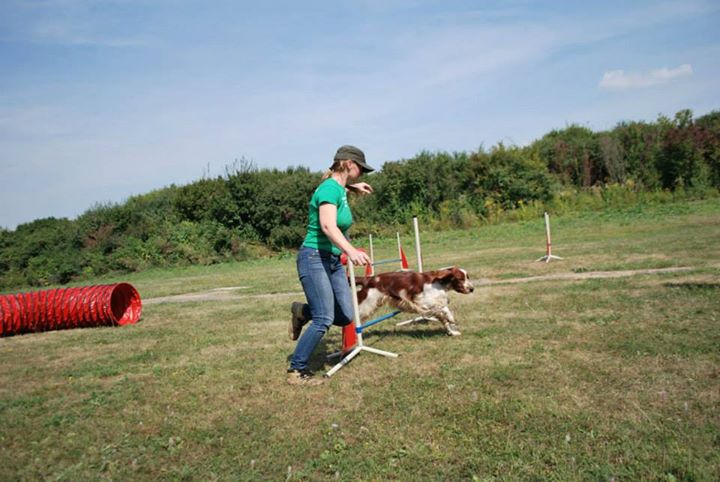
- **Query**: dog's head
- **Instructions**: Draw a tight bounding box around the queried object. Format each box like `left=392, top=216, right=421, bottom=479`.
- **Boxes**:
left=435, top=266, right=474, bottom=294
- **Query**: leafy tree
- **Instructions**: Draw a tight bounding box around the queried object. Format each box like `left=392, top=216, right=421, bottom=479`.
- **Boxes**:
left=610, top=121, right=662, bottom=189
left=694, top=110, right=720, bottom=188
left=598, top=133, right=626, bottom=183
left=533, top=125, right=601, bottom=187
left=469, top=144, right=555, bottom=210
left=656, top=110, right=712, bottom=189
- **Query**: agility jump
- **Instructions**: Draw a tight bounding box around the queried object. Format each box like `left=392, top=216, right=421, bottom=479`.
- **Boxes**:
left=324, top=258, right=402, bottom=378
left=325, top=216, right=423, bottom=378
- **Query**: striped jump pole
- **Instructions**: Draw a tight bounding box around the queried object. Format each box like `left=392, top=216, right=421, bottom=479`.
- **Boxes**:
left=535, top=212, right=563, bottom=263
left=325, top=260, right=401, bottom=378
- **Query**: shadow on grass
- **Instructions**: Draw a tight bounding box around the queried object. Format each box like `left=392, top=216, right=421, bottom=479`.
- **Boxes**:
left=285, top=323, right=449, bottom=373
left=364, top=327, right=448, bottom=339
left=663, top=282, right=720, bottom=291
left=284, top=337, right=357, bottom=373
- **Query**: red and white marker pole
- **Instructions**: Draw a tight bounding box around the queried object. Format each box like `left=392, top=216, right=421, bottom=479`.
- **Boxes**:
left=536, top=212, right=563, bottom=263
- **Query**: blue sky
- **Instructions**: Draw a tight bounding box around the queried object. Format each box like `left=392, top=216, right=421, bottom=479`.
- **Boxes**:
left=1, top=0, right=719, bottom=229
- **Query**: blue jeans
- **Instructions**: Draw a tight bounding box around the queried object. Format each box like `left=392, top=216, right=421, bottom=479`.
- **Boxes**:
left=289, top=247, right=353, bottom=371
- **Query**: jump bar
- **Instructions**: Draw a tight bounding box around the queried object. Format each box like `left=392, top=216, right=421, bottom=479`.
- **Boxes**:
left=371, top=258, right=402, bottom=266
left=356, top=310, right=402, bottom=333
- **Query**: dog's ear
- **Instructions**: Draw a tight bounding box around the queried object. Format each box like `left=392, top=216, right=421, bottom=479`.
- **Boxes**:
left=356, top=283, right=369, bottom=305
left=435, top=267, right=457, bottom=283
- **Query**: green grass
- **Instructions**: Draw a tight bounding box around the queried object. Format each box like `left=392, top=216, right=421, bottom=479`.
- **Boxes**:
left=1, top=199, right=719, bottom=480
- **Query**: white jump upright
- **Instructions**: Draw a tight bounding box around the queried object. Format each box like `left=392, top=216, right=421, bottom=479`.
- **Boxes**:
left=396, top=232, right=403, bottom=268
left=413, top=216, right=423, bottom=272
left=324, top=260, right=399, bottom=378
left=536, top=211, right=563, bottom=263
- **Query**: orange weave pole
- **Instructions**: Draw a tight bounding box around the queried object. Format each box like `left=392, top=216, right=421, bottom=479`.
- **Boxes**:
left=341, top=323, right=358, bottom=355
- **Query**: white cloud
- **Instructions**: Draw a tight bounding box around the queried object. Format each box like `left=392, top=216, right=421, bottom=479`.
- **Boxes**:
left=599, top=64, right=694, bottom=90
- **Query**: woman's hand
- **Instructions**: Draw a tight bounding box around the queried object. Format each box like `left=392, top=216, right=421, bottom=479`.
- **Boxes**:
left=348, top=182, right=373, bottom=195
left=347, top=247, right=371, bottom=266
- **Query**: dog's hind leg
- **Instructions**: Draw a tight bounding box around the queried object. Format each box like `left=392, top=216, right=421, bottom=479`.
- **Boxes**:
left=395, top=314, right=436, bottom=327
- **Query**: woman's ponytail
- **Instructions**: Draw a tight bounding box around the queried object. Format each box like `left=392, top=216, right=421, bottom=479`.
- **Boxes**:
left=322, top=159, right=354, bottom=180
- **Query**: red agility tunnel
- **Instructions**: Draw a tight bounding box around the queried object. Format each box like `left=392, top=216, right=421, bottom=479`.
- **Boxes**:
left=0, top=283, right=142, bottom=337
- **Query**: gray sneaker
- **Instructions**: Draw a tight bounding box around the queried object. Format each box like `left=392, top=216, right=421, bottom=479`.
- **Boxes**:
left=286, top=369, right=324, bottom=386
left=289, top=302, right=307, bottom=341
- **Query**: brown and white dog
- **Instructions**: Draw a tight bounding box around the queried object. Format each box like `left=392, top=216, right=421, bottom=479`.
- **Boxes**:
left=355, top=266, right=474, bottom=336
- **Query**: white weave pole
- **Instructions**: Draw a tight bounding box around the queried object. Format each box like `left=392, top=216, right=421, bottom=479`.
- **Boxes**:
left=368, top=234, right=375, bottom=276
left=413, top=216, right=423, bottom=272
left=396, top=232, right=404, bottom=270
left=325, top=260, right=398, bottom=378
left=536, top=212, right=563, bottom=263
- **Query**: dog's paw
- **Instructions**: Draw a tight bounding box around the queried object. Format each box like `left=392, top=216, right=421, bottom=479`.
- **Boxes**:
left=446, top=324, right=462, bottom=336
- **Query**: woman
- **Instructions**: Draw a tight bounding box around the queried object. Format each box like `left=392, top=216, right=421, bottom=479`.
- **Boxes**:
left=287, top=145, right=374, bottom=385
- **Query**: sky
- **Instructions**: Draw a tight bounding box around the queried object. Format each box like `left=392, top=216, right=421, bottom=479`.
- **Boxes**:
left=1, top=0, right=719, bottom=230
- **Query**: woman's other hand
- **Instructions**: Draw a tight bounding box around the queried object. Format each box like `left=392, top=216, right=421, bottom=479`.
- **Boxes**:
left=348, top=182, right=373, bottom=195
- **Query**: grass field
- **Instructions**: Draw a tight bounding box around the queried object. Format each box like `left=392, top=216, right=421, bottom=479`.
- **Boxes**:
left=1, top=200, right=719, bottom=481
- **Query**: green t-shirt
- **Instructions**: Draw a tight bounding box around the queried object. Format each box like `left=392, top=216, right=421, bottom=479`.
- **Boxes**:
left=302, top=178, right=352, bottom=255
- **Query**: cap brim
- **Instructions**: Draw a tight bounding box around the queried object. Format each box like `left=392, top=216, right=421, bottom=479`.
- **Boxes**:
left=357, top=161, right=374, bottom=173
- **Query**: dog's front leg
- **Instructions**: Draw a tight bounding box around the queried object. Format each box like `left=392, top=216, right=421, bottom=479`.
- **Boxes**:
left=436, top=306, right=461, bottom=336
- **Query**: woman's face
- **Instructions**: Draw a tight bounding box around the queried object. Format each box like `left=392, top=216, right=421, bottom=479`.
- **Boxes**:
left=349, top=161, right=362, bottom=180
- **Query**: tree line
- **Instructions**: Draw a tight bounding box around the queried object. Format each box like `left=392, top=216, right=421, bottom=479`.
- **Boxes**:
left=1, top=109, right=718, bottom=289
